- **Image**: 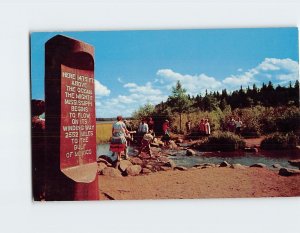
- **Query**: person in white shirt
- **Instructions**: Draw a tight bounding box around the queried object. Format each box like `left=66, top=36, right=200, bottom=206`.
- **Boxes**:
left=137, top=119, right=149, bottom=144
left=235, top=117, right=243, bottom=135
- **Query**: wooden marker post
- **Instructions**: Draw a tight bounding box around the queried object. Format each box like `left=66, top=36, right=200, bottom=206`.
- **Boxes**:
left=45, top=35, right=99, bottom=201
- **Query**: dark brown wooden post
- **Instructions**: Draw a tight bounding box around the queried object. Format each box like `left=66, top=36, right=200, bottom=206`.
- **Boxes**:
left=45, top=35, right=99, bottom=201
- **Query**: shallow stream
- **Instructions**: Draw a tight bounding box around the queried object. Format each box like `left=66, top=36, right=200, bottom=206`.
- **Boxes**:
left=97, top=143, right=300, bottom=169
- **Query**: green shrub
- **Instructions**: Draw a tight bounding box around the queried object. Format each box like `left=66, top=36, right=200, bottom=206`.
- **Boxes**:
left=275, top=107, right=300, bottom=133
left=260, top=132, right=299, bottom=150
left=199, top=131, right=246, bottom=151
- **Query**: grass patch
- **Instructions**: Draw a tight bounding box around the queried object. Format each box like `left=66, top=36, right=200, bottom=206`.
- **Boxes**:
left=96, top=122, right=112, bottom=144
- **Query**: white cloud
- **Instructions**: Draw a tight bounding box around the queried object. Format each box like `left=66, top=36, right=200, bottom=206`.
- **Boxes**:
left=124, top=82, right=162, bottom=95
left=156, top=69, right=222, bottom=95
left=96, top=82, right=168, bottom=117
left=94, top=79, right=110, bottom=96
left=223, top=58, right=299, bottom=89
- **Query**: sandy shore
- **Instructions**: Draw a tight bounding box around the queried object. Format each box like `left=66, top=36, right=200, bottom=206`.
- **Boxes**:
left=99, top=167, right=300, bottom=200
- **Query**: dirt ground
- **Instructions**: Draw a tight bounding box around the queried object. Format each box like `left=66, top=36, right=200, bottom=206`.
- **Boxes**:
left=98, top=167, right=300, bottom=200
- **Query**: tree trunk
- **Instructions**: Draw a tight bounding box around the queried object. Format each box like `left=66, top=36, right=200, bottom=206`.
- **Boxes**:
left=179, top=113, right=182, bottom=132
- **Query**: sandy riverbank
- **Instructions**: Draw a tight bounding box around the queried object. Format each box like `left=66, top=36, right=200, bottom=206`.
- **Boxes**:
left=98, top=167, right=300, bottom=200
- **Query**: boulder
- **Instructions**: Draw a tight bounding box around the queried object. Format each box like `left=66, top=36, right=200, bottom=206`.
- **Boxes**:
left=118, top=160, right=133, bottom=172
left=250, top=163, right=267, bottom=168
left=176, top=139, right=184, bottom=143
left=142, top=168, right=152, bottom=174
left=230, top=163, right=246, bottom=169
left=272, top=164, right=282, bottom=169
left=97, top=162, right=107, bottom=174
left=97, top=155, right=114, bottom=165
left=288, top=159, right=300, bottom=168
left=97, top=157, right=112, bottom=167
left=168, top=140, right=178, bottom=149
left=126, top=165, right=142, bottom=176
left=102, top=167, right=122, bottom=177
left=145, top=164, right=153, bottom=170
left=193, top=164, right=203, bottom=168
left=279, top=167, right=300, bottom=176
left=174, top=166, right=188, bottom=171
left=219, top=161, right=230, bottom=167
left=161, top=166, right=172, bottom=171
left=186, top=149, right=196, bottom=156
left=130, top=157, right=143, bottom=166
left=158, top=157, right=176, bottom=168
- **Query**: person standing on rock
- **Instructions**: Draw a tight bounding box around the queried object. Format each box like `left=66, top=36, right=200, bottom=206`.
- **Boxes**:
left=110, top=115, right=129, bottom=161
left=162, top=119, right=171, bottom=145
left=137, top=130, right=154, bottom=158
left=138, top=118, right=149, bottom=144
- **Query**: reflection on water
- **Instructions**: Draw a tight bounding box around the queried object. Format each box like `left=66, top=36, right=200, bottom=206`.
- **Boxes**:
left=97, top=143, right=300, bottom=169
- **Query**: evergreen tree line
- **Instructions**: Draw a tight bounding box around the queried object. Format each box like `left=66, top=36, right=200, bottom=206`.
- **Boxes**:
left=156, top=80, right=299, bottom=113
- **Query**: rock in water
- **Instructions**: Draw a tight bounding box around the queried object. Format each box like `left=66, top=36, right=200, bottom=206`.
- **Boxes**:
left=102, top=167, right=122, bottom=177
left=119, top=160, right=133, bottom=172
left=158, top=157, right=176, bottom=168
left=230, top=164, right=246, bottom=169
left=98, top=155, right=114, bottom=165
left=219, top=161, right=230, bottom=167
left=250, top=163, right=267, bottom=168
left=161, top=166, right=172, bottom=171
left=288, top=159, right=300, bottom=168
left=174, top=166, right=188, bottom=171
left=272, top=164, right=282, bottom=169
left=186, top=149, right=196, bottom=156
left=97, top=162, right=107, bottom=174
left=126, top=165, right=142, bottom=176
left=279, top=168, right=300, bottom=176
left=168, top=140, right=178, bottom=149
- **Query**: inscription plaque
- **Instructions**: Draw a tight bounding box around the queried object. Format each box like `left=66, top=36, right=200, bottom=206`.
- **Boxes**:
left=45, top=35, right=98, bottom=200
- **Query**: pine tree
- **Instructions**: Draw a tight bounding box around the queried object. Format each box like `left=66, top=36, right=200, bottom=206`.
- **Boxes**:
left=168, top=81, right=191, bottom=132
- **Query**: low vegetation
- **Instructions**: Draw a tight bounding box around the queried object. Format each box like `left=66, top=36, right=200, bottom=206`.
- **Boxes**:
left=261, top=133, right=299, bottom=150
left=199, top=131, right=246, bottom=151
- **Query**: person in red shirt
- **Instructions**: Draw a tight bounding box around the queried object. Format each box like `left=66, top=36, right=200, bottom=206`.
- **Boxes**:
left=199, top=119, right=206, bottom=135
left=162, top=120, right=170, bottom=145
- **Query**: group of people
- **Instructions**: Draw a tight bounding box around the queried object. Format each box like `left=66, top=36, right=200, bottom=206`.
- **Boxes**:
left=227, top=117, right=243, bottom=134
left=110, top=116, right=156, bottom=161
left=199, top=118, right=211, bottom=136
left=185, top=119, right=211, bottom=136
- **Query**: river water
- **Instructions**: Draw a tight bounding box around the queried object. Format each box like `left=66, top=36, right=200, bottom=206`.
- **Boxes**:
left=97, top=143, right=300, bottom=169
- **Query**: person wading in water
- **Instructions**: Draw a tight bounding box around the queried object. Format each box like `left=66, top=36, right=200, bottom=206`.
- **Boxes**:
left=110, top=116, right=129, bottom=161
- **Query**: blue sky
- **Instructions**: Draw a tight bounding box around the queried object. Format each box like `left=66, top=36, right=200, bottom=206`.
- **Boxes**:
left=31, top=28, right=299, bottom=118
